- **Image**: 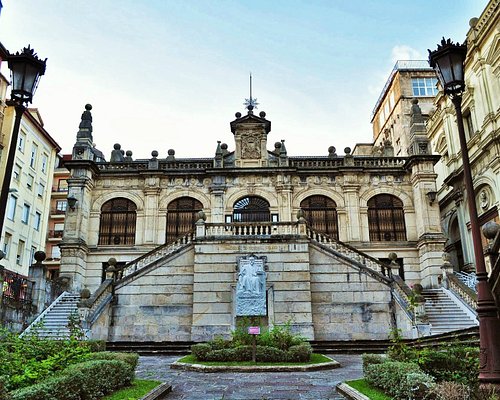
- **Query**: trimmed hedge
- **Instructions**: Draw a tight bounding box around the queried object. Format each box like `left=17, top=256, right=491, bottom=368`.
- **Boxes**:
left=191, top=342, right=312, bottom=363
left=9, top=359, right=133, bottom=400
left=86, top=351, right=139, bottom=370
left=365, top=361, right=435, bottom=399
left=362, top=353, right=386, bottom=372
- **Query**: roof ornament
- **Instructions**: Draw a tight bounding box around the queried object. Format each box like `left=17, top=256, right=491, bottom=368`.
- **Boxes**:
left=243, top=73, right=259, bottom=113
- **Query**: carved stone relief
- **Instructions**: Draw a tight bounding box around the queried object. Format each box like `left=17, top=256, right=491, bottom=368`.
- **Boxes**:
left=241, top=132, right=261, bottom=159
left=236, top=254, right=267, bottom=316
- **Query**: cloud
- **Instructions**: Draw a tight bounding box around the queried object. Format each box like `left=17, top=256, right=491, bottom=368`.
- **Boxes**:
left=391, top=45, right=423, bottom=62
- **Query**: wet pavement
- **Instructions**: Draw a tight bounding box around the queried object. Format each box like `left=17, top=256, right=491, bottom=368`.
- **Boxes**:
left=135, top=354, right=363, bottom=400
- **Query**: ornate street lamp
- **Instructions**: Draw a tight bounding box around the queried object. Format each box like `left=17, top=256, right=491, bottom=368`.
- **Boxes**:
left=429, top=38, right=500, bottom=386
left=0, top=46, right=46, bottom=238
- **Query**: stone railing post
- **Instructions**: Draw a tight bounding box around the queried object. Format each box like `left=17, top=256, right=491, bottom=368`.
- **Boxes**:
left=196, top=211, right=207, bottom=238
left=387, top=252, right=400, bottom=279
left=296, top=209, right=307, bottom=236
left=441, top=252, right=454, bottom=289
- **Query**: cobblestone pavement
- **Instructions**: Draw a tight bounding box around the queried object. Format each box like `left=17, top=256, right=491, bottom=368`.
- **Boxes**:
left=135, top=354, right=363, bottom=400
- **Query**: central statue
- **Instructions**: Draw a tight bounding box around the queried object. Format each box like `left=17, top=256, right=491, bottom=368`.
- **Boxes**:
left=236, top=254, right=267, bottom=316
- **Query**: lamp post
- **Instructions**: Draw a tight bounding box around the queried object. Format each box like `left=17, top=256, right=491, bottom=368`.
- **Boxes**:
left=0, top=46, right=46, bottom=239
left=429, top=38, right=500, bottom=385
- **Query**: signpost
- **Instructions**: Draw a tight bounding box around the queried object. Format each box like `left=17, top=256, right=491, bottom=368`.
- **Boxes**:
left=248, top=326, right=260, bottom=362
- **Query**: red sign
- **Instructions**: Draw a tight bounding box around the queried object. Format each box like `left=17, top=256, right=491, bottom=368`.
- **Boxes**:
left=248, top=326, right=260, bottom=335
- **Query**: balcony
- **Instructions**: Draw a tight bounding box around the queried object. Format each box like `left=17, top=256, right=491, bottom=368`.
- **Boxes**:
left=47, top=230, right=64, bottom=240
left=50, top=208, right=66, bottom=217
left=51, top=187, right=68, bottom=195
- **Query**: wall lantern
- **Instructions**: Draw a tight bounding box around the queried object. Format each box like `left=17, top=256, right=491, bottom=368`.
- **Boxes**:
left=67, top=195, right=78, bottom=211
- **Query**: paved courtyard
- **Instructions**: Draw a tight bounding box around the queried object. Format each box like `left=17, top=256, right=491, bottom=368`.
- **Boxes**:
left=135, top=354, right=363, bottom=400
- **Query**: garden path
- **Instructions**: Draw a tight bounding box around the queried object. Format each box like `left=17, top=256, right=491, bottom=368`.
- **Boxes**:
left=135, top=353, right=363, bottom=400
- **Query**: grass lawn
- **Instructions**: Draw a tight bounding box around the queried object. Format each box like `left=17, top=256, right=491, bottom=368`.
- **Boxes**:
left=177, top=353, right=333, bottom=366
left=101, top=379, right=161, bottom=400
left=345, top=379, right=391, bottom=400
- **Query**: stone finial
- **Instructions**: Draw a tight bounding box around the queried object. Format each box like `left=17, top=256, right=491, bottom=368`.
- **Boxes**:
left=80, top=288, right=91, bottom=299
left=344, top=147, right=351, bottom=155
left=274, top=142, right=281, bottom=155
left=483, top=221, right=500, bottom=241
left=108, top=257, right=117, bottom=266
left=388, top=252, right=398, bottom=261
left=124, top=150, right=133, bottom=162
left=328, top=146, right=337, bottom=158
left=166, top=149, right=176, bottom=162
left=411, top=99, right=424, bottom=124
left=151, top=150, right=158, bottom=159
left=110, top=143, right=125, bottom=163
left=34, top=251, right=46, bottom=264
left=279, top=140, right=287, bottom=157
left=259, top=111, right=266, bottom=118
left=215, top=141, right=223, bottom=158
left=221, top=143, right=229, bottom=155
left=235, top=112, right=242, bottom=119
left=383, top=140, right=394, bottom=157
left=76, top=104, right=93, bottom=140
left=196, top=210, right=207, bottom=222
left=296, top=209, right=305, bottom=221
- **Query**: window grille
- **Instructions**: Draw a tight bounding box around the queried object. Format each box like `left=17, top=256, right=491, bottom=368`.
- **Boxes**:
left=233, top=196, right=270, bottom=223
left=367, top=194, right=406, bottom=241
left=98, top=198, right=137, bottom=245
left=300, top=195, right=339, bottom=239
left=166, top=197, right=203, bottom=243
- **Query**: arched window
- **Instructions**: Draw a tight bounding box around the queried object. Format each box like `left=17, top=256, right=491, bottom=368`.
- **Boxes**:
left=367, top=194, right=406, bottom=241
left=233, top=196, right=270, bottom=223
left=166, top=197, right=203, bottom=242
left=98, top=198, right=137, bottom=245
left=300, top=195, right=339, bottom=239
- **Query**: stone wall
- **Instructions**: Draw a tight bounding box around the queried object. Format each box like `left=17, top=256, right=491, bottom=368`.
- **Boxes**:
left=309, top=245, right=393, bottom=340
left=109, top=247, right=194, bottom=341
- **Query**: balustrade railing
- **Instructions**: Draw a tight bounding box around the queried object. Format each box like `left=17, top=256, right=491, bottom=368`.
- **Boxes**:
left=454, top=271, right=478, bottom=292
left=84, top=279, right=113, bottom=324
left=306, top=227, right=386, bottom=275
left=203, top=222, right=302, bottom=237
left=119, top=231, right=195, bottom=280
left=447, top=273, right=478, bottom=310
left=391, top=275, right=416, bottom=323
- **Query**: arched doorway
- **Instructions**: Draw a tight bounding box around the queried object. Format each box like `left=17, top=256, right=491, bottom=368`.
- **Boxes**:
left=166, top=197, right=203, bottom=242
left=300, top=195, right=339, bottom=239
left=233, top=196, right=270, bottom=223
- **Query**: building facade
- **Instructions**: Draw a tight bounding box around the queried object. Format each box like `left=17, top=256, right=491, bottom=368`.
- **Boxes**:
left=427, top=0, right=499, bottom=273
left=369, top=60, right=439, bottom=157
left=44, top=154, right=71, bottom=280
left=59, top=101, right=445, bottom=342
left=0, top=106, right=61, bottom=276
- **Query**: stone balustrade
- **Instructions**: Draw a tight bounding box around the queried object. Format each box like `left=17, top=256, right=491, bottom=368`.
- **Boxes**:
left=201, top=222, right=305, bottom=238
left=447, top=273, right=478, bottom=310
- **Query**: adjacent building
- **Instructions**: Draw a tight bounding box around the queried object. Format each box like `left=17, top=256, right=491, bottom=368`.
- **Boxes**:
left=369, top=60, right=439, bottom=157
left=427, top=0, right=499, bottom=273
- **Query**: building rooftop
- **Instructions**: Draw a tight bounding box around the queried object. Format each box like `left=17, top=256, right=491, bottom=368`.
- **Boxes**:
left=371, top=60, right=435, bottom=120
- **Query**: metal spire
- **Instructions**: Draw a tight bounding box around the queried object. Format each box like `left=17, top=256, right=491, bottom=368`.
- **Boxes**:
left=244, top=73, right=259, bottom=110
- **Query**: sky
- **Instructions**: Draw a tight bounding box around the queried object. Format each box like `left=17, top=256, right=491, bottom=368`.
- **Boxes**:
left=0, top=0, right=489, bottom=159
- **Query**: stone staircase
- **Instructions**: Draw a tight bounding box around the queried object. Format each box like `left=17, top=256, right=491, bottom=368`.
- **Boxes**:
left=422, top=288, right=478, bottom=335
left=21, top=292, right=81, bottom=339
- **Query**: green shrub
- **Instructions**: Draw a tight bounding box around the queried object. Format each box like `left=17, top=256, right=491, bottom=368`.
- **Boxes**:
left=286, top=343, right=312, bottom=363
left=415, top=346, right=479, bottom=386
left=205, top=348, right=236, bottom=362
left=86, top=351, right=139, bottom=370
left=255, top=346, right=286, bottom=363
left=362, top=354, right=386, bottom=372
left=365, top=361, right=434, bottom=399
left=191, top=343, right=211, bottom=361
left=233, top=346, right=253, bottom=361
left=209, top=336, right=233, bottom=351
left=10, top=359, right=133, bottom=400
left=85, top=340, right=106, bottom=353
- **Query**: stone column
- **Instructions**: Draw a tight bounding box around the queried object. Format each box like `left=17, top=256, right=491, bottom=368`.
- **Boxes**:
left=143, top=178, right=160, bottom=244
left=342, top=174, right=361, bottom=242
